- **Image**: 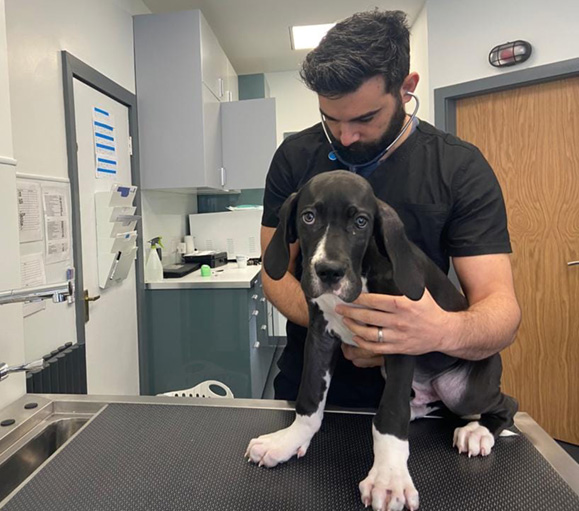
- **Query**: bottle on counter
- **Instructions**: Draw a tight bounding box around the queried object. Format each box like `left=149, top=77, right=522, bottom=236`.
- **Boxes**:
left=145, top=236, right=164, bottom=281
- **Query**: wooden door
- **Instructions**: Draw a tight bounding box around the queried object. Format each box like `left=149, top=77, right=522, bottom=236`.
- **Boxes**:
left=456, top=76, right=579, bottom=444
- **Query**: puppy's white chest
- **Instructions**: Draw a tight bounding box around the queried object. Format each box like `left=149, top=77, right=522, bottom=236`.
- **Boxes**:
left=311, top=294, right=358, bottom=346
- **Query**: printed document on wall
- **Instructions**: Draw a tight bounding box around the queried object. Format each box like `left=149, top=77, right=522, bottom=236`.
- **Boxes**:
left=92, top=106, right=118, bottom=179
left=17, top=181, right=43, bottom=243
left=43, top=187, right=71, bottom=264
left=20, top=253, right=47, bottom=317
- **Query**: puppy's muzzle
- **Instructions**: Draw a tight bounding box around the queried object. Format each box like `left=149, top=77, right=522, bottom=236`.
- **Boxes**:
left=315, top=261, right=347, bottom=287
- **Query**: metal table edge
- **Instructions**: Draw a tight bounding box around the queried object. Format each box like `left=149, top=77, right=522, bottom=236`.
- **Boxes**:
left=514, top=411, right=579, bottom=495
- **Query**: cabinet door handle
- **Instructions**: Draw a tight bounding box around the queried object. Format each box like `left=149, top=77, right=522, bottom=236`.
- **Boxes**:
left=252, top=294, right=258, bottom=300
left=252, top=310, right=259, bottom=317
left=568, top=261, right=579, bottom=266
left=260, top=298, right=266, bottom=303
left=260, top=325, right=267, bottom=331
left=253, top=341, right=260, bottom=349
left=220, top=167, right=226, bottom=187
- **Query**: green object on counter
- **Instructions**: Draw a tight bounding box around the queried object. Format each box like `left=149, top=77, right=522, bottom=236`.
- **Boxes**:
left=200, top=264, right=211, bottom=277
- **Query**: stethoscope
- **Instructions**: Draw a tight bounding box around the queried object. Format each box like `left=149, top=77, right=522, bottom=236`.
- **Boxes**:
left=320, top=91, right=420, bottom=172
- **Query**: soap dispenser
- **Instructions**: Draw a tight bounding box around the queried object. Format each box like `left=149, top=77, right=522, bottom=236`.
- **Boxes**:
left=145, top=237, right=164, bottom=281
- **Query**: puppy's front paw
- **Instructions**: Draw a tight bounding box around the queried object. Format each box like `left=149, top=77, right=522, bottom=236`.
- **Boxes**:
left=245, top=420, right=317, bottom=468
left=453, top=421, right=495, bottom=457
left=360, top=428, right=419, bottom=511
left=359, top=464, right=419, bottom=511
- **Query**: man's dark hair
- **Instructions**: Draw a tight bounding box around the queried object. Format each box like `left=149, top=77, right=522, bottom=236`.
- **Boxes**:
left=300, top=10, right=410, bottom=98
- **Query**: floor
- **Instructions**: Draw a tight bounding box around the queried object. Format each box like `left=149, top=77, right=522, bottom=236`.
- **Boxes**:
left=263, top=344, right=579, bottom=464
left=557, top=440, right=579, bottom=463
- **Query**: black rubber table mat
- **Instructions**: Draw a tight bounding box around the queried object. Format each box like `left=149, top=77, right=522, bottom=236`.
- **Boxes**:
left=3, top=403, right=578, bottom=510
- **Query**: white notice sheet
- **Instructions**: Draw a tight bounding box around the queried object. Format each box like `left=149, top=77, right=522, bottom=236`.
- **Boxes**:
left=43, top=187, right=71, bottom=264
left=20, top=253, right=47, bottom=317
left=17, top=181, right=43, bottom=243
left=92, top=106, right=118, bottom=179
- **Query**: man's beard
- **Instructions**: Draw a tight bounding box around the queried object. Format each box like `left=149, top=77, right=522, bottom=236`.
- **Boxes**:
left=333, top=100, right=407, bottom=165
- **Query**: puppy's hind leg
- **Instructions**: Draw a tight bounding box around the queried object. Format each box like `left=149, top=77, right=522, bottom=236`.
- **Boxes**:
left=245, top=328, right=340, bottom=468
left=433, top=355, right=518, bottom=458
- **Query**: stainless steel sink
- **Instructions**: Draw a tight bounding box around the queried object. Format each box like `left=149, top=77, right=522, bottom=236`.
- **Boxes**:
left=0, top=416, right=89, bottom=501
left=0, top=396, right=103, bottom=505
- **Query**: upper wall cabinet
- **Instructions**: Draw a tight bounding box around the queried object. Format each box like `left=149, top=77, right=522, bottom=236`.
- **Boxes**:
left=225, top=60, right=239, bottom=102
left=134, top=10, right=236, bottom=190
left=221, top=98, right=276, bottom=190
left=199, top=14, right=230, bottom=102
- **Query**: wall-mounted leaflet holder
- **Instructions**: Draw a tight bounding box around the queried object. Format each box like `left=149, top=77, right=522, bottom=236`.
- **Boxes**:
left=95, top=184, right=140, bottom=289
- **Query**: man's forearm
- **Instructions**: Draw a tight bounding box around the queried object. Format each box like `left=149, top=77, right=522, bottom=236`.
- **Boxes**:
left=443, top=292, right=521, bottom=360
left=262, top=270, right=309, bottom=327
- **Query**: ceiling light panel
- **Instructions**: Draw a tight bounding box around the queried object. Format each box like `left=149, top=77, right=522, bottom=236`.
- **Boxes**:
left=290, top=23, right=335, bottom=50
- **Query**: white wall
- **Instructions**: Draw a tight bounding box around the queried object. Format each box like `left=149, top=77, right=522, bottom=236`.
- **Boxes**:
left=264, top=71, right=319, bottom=146
left=0, top=0, right=25, bottom=409
left=6, top=0, right=147, bottom=181
left=141, top=191, right=198, bottom=266
left=426, top=0, right=579, bottom=120
left=409, top=4, right=430, bottom=123
left=1, top=0, right=149, bottom=401
left=0, top=0, right=12, bottom=163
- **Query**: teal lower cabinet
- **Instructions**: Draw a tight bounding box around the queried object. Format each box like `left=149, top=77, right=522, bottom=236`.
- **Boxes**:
left=145, top=274, right=277, bottom=398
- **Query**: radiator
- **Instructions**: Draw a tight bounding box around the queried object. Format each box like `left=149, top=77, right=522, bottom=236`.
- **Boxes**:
left=26, top=343, right=87, bottom=394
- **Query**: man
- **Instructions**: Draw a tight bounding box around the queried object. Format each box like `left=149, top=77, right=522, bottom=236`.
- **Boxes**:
left=261, top=10, right=521, bottom=409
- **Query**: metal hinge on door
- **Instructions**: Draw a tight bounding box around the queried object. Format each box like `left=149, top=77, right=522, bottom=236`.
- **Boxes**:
left=128, top=136, right=133, bottom=156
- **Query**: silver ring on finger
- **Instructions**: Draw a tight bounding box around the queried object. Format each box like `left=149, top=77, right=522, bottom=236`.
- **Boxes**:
left=377, top=327, right=383, bottom=343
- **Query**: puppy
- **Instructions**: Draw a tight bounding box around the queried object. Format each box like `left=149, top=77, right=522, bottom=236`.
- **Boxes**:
left=246, top=171, right=517, bottom=511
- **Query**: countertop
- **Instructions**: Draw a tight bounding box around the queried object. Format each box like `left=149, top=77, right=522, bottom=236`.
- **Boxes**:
left=146, top=262, right=262, bottom=289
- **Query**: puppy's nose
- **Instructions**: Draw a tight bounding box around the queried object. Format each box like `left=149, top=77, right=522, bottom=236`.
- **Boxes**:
left=315, top=261, right=346, bottom=285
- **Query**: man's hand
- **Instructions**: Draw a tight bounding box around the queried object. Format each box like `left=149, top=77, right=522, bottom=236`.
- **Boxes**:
left=341, top=344, right=383, bottom=368
left=336, top=289, right=453, bottom=356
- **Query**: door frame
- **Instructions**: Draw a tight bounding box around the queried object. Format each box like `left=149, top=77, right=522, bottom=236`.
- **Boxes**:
left=434, top=57, right=579, bottom=132
left=61, top=51, right=148, bottom=393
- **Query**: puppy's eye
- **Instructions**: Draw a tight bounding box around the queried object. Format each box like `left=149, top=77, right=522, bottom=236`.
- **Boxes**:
left=302, top=211, right=316, bottom=225
left=355, top=216, right=368, bottom=229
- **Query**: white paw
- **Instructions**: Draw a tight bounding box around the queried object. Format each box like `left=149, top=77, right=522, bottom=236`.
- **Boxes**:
left=359, top=466, right=419, bottom=511
left=359, top=428, right=419, bottom=511
left=245, top=415, right=320, bottom=468
left=453, top=421, right=495, bottom=457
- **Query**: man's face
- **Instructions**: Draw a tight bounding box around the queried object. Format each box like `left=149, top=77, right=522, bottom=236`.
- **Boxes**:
left=319, top=75, right=406, bottom=164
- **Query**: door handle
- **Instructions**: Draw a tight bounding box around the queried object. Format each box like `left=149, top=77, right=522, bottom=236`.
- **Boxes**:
left=83, top=290, right=101, bottom=323
left=567, top=261, right=579, bottom=266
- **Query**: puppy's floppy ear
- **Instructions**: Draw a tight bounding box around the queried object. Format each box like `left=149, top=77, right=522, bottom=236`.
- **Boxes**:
left=374, top=199, right=425, bottom=301
left=263, top=192, right=299, bottom=280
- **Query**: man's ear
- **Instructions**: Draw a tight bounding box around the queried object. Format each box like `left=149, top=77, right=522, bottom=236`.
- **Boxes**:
left=263, top=192, right=299, bottom=280
left=373, top=199, right=425, bottom=301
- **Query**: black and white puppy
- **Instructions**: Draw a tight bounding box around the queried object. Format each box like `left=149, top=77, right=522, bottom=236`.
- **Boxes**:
left=246, top=171, right=517, bottom=511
